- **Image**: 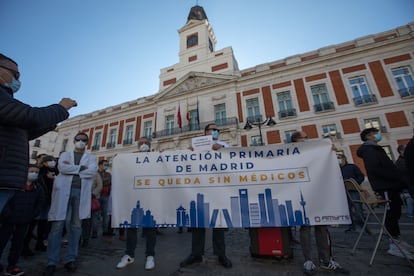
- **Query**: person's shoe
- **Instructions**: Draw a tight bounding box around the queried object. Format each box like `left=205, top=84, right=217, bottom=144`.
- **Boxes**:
left=43, top=265, right=55, bottom=276
left=387, top=243, right=414, bottom=259
left=64, top=261, right=77, bottom=272
left=179, top=255, right=202, bottom=267
left=320, top=259, right=349, bottom=274
left=116, top=254, right=134, bottom=269
left=145, top=256, right=155, bottom=270
left=4, top=266, right=24, bottom=276
left=303, top=260, right=316, bottom=275
left=218, top=255, right=232, bottom=268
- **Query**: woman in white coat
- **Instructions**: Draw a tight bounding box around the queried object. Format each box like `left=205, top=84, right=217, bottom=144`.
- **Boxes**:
left=44, top=132, right=97, bottom=276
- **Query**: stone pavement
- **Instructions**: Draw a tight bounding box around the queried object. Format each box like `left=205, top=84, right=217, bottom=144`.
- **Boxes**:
left=3, top=215, right=414, bottom=276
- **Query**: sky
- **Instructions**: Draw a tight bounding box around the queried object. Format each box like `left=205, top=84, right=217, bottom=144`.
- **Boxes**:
left=1, top=0, right=413, bottom=117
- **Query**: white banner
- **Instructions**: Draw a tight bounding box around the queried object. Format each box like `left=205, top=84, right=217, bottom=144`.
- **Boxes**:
left=111, top=140, right=351, bottom=228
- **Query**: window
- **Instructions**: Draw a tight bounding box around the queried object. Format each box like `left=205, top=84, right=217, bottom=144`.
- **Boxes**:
left=165, top=115, right=175, bottom=135
left=284, top=130, right=297, bottom=144
left=250, top=135, right=263, bottom=146
left=188, top=110, right=200, bottom=130
left=209, top=38, right=214, bottom=52
left=214, top=104, right=226, bottom=126
left=144, top=121, right=152, bottom=139
left=187, top=34, right=198, bottom=48
left=311, top=84, right=334, bottom=112
left=322, top=124, right=338, bottom=138
left=107, top=129, right=117, bottom=148
left=31, top=150, right=38, bottom=160
left=34, top=139, right=41, bottom=147
left=392, top=67, right=414, bottom=97
left=61, top=139, right=68, bottom=153
left=123, top=125, right=134, bottom=145
left=246, top=98, right=261, bottom=122
left=92, top=132, right=101, bottom=151
left=349, top=76, right=377, bottom=105
left=277, top=91, right=296, bottom=118
left=364, top=118, right=381, bottom=129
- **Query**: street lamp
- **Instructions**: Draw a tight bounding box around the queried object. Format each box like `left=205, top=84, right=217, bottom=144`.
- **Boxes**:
left=243, top=116, right=277, bottom=146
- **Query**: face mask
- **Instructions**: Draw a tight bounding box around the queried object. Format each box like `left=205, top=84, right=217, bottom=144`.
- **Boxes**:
left=75, top=141, right=86, bottom=149
left=28, top=172, right=38, bottom=181
left=139, top=143, right=150, bottom=152
left=3, top=77, right=21, bottom=93
left=47, top=161, right=56, bottom=167
left=212, top=130, right=219, bottom=140
left=103, top=165, right=109, bottom=171
left=374, top=133, right=382, bottom=142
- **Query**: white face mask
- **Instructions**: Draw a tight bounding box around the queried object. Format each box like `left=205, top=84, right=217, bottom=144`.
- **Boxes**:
left=28, top=172, right=38, bottom=181
left=139, top=143, right=150, bottom=152
left=47, top=161, right=56, bottom=167
left=75, top=141, right=86, bottom=149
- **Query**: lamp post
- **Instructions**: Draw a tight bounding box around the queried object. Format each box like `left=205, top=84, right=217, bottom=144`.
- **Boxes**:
left=243, top=116, right=276, bottom=146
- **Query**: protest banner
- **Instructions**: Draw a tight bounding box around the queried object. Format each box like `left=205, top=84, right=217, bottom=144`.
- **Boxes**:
left=111, top=139, right=351, bottom=228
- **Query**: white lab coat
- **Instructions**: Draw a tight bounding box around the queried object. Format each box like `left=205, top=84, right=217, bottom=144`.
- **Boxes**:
left=48, top=151, right=97, bottom=221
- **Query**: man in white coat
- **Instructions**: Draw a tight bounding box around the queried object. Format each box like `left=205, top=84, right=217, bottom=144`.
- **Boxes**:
left=44, top=132, right=97, bottom=276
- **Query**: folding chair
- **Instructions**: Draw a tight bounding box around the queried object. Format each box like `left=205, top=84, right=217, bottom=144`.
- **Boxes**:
left=344, top=178, right=414, bottom=267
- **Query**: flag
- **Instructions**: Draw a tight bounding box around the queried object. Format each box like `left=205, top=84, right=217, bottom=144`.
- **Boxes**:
left=177, top=104, right=182, bottom=128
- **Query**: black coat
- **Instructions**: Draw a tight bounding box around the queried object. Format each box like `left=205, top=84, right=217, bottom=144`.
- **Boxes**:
left=404, top=137, right=414, bottom=197
left=0, top=86, right=69, bottom=190
left=0, top=182, right=45, bottom=224
left=357, top=142, right=403, bottom=192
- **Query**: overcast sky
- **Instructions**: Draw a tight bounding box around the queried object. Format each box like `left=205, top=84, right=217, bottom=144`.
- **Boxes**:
left=1, top=0, right=413, bottom=117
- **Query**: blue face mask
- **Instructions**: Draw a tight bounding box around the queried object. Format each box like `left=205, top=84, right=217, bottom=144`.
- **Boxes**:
left=374, top=133, right=382, bottom=142
left=212, top=130, right=219, bottom=140
left=3, top=77, right=21, bottom=93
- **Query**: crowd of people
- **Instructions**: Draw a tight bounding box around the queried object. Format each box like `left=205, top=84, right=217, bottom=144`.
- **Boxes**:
left=1, top=52, right=414, bottom=275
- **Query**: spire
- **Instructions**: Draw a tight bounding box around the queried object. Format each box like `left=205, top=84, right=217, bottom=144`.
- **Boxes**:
left=187, top=5, right=208, bottom=22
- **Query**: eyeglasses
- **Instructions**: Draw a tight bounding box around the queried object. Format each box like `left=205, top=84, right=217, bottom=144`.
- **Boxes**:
left=0, top=66, right=20, bottom=80
left=74, top=137, right=88, bottom=142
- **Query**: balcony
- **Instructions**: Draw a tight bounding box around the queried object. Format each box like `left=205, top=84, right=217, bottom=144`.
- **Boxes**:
left=278, top=109, right=297, bottom=119
left=152, top=116, right=238, bottom=139
left=398, top=87, right=414, bottom=98
left=353, top=94, right=378, bottom=106
left=123, top=139, right=133, bottom=145
left=314, top=102, right=335, bottom=112
left=106, top=142, right=116, bottom=149
left=91, top=145, right=100, bottom=151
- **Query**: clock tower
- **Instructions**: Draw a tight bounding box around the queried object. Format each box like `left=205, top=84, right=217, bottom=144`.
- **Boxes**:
left=158, top=5, right=239, bottom=91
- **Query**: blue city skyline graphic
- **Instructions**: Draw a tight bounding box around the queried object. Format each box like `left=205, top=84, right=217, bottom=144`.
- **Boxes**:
left=119, top=188, right=310, bottom=228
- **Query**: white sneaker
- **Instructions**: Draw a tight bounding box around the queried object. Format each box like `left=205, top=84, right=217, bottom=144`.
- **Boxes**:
left=387, top=243, right=414, bottom=260
left=145, top=256, right=155, bottom=270
left=116, top=254, right=135, bottom=269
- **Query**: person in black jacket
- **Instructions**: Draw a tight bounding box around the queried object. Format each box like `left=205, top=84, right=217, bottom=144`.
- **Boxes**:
left=0, top=164, right=45, bottom=275
left=404, top=130, right=414, bottom=198
left=0, top=53, right=77, bottom=214
left=357, top=127, right=414, bottom=259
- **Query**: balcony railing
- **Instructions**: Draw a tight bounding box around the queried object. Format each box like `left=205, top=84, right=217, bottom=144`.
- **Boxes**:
left=353, top=94, right=378, bottom=106
left=106, top=142, right=116, bottom=149
left=399, top=87, right=414, bottom=98
left=153, top=116, right=238, bottom=138
left=314, top=102, right=335, bottom=112
left=278, top=109, right=297, bottom=119
left=123, top=139, right=133, bottom=145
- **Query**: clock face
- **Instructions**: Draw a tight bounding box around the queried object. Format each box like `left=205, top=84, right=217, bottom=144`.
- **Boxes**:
left=187, top=34, right=198, bottom=48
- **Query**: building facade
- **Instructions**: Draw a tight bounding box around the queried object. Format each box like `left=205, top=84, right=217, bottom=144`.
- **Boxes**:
left=31, top=5, right=414, bottom=174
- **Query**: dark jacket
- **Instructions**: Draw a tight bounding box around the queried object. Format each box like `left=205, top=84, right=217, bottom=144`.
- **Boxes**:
left=404, top=137, right=414, bottom=197
left=0, top=86, right=69, bottom=191
left=395, top=156, right=409, bottom=188
left=357, top=142, right=403, bottom=192
left=340, top=163, right=365, bottom=184
left=0, top=181, right=45, bottom=224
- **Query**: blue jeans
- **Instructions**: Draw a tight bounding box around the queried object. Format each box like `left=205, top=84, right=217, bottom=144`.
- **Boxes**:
left=0, top=190, right=15, bottom=214
left=47, top=188, right=82, bottom=266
